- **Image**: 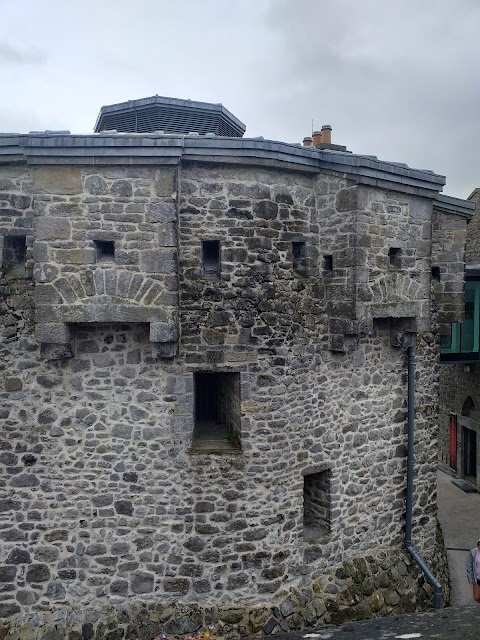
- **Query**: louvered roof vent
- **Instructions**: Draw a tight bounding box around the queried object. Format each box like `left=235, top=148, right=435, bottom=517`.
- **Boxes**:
left=94, top=95, right=246, bottom=137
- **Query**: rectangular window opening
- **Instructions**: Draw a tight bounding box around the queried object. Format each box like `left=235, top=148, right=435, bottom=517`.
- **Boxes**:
left=431, top=266, right=441, bottom=282
left=192, top=371, right=241, bottom=453
left=323, top=255, right=333, bottom=273
left=3, top=236, right=26, bottom=277
left=292, top=241, right=307, bottom=276
left=202, top=240, right=220, bottom=278
left=95, top=240, right=115, bottom=263
left=388, top=247, right=402, bottom=267
left=303, top=470, right=331, bottom=542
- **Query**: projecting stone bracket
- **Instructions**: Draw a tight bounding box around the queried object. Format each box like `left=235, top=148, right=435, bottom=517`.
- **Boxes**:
left=328, top=303, right=429, bottom=353
left=328, top=334, right=359, bottom=353
left=150, top=322, right=179, bottom=360
left=36, top=323, right=73, bottom=360
left=387, top=317, right=418, bottom=349
left=40, top=343, right=74, bottom=360
left=153, top=342, right=178, bottom=359
left=36, top=313, right=179, bottom=360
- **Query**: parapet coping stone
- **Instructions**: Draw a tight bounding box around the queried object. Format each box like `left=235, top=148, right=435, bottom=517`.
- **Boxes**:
left=433, top=193, right=475, bottom=218
left=0, top=131, right=453, bottom=200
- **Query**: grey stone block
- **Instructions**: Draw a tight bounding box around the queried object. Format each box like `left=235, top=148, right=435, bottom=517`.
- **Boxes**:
left=40, top=343, right=73, bottom=360
left=33, top=166, right=83, bottom=195
left=146, top=201, right=176, bottom=223
left=110, top=180, right=133, bottom=197
left=158, top=222, right=177, bottom=246
left=154, top=168, right=176, bottom=197
left=35, top=217, right=71, bottom=241
left=36, top=323, right=71, bottom=344
left=155, top=341, right=178, bottom=358
left=33, top=263, right=59, bottom=283
left=140, top=248, right=177, bottom=274
left=131, top=571, right=154, bottom=594
left=150, top=322, right=178, bottom=343
left=84, top=175, right=108, bottom=195
left=32, top=241, right=50, bottom=263
left=112, top=424, right=133, bottom=439
left=5, top=377, right=22, bottom=392
left=80, top=271, right=96, bottom=296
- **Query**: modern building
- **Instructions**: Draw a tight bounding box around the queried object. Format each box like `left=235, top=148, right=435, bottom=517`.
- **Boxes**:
left=439, top=189, right=480, bottom=488
left=0, top=96, right=471, bottom=637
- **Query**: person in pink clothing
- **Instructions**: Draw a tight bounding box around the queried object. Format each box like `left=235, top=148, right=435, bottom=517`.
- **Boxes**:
left=467, top=539, right=480, bottom=602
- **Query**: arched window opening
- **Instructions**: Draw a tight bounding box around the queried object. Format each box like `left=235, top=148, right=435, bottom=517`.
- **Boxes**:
left=461, top=396, right=476, bottom=417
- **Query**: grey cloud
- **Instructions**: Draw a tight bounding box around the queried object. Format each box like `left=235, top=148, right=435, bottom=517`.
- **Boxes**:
left=0, top=109, right=44, bottom=134
left=256, top=0, right=480, bottom=197
left=0, top=42, right=46, bottom=65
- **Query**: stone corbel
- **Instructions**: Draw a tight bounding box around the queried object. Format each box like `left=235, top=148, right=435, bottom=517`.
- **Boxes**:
left=36, top=323, right=73, bottom=360
left=388, top=317, right=417, bottom=348
left=150, top=316, right=179, bottom=360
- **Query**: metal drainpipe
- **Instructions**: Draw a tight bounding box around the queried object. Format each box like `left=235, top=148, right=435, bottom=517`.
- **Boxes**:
left=404, top=343, right=443, bottom=609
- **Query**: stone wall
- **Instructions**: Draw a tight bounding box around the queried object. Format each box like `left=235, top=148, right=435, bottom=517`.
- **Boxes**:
left=431, top=209, right=468, bottom=333
left=1, top=541, right=449, bottom=639
left=465, top=188, right=480, bottom=264
left=0, top=159, right=453, bottom=631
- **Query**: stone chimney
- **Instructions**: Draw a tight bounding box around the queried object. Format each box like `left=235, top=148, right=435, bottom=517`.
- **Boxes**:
left=303, top=136, right=313, bottom=147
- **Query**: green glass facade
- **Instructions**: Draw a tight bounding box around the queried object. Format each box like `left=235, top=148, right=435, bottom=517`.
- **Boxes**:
left=441, top=280, right=480, bottom=357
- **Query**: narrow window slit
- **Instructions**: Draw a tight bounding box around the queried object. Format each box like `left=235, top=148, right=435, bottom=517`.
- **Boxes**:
left=292, top=241, right=307, bottom=276
left=303, top=470, right=331, bottom=541
left=3, top=236, right=27, bottom=277
left=202, top=240, right=220, bottom=278
left=323, top=255, right=333, bottom=273
left=388, top=247, right=401, bottom=267
left=431, top=266, right=441, bottom=282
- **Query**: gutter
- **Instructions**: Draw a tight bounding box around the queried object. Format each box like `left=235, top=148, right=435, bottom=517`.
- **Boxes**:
left=404, top=344, right=443, bottom=609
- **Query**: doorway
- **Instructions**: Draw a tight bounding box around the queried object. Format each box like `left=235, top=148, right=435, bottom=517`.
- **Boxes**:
left=463, top=426, right=477, bottom=483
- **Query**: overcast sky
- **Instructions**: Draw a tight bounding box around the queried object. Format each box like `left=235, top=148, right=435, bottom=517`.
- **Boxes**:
left=1, top=0, right=478, bottom=198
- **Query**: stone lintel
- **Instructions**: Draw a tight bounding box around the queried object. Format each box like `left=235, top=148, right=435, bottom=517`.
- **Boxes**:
left=370, top=301, right=422, bottom=322
left=35, top=303, right=170, bottom=324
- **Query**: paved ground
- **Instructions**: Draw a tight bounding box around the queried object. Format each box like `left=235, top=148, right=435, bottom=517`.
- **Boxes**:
left=267, top=605, right=480, bottom=639
left=436, top=469, right=480, bottom=606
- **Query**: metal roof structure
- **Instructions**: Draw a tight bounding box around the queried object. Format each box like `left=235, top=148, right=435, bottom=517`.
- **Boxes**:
left=94, top=95, right=246, bottom=137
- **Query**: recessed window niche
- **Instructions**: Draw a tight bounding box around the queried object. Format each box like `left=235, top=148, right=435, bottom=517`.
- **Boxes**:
left=192, top=371, right=241, bottom=453
left=202, top=240, right=220, bottom=278
left=3, top=236, right=27, bottom=277
left=95, top=240, right=115, bottom=263
left=303, top=469, right=331, bottom=542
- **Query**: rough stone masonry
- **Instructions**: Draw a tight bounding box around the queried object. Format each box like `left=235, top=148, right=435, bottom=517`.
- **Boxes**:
left=0, top=129, right=472, bottom=638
